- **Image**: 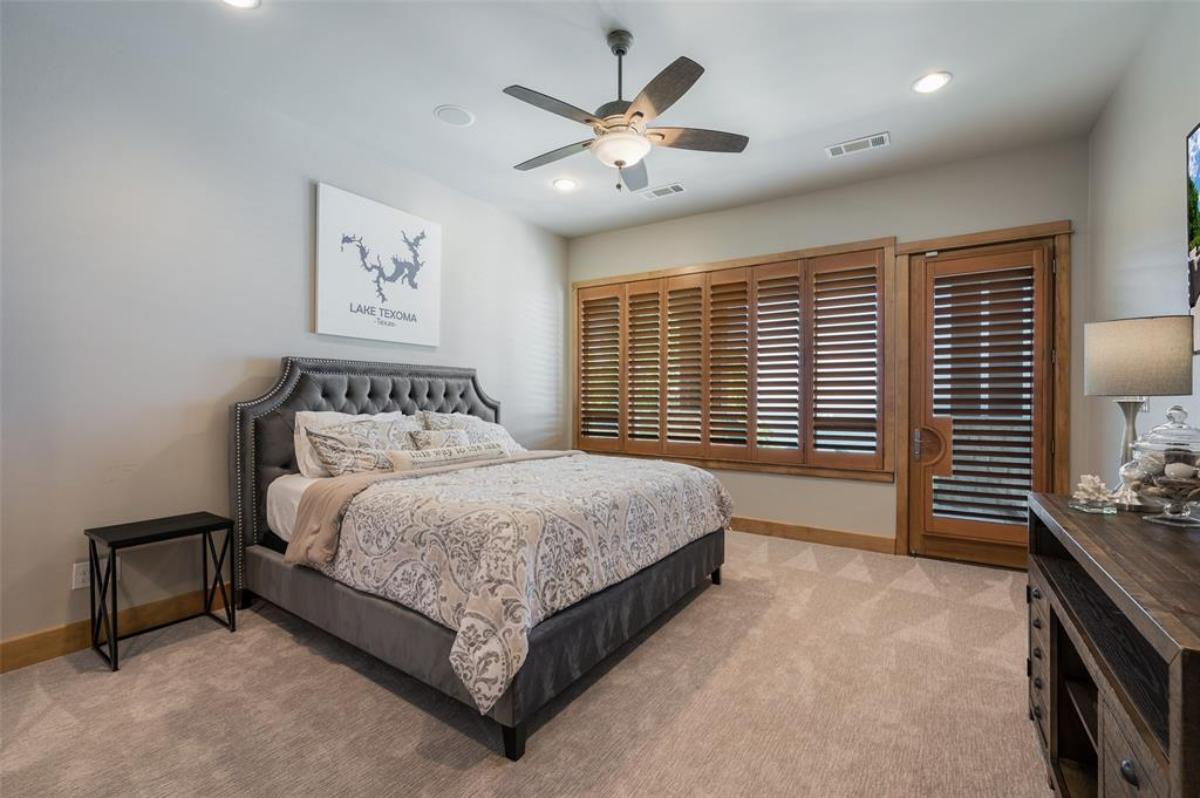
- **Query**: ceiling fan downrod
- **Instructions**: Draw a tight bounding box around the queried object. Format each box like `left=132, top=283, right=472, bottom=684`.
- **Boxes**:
left=607, top=29, right=633, bottom=102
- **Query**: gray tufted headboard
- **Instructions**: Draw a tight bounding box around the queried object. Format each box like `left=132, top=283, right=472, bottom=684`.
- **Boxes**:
left=229, top=357, right=499, bottom=590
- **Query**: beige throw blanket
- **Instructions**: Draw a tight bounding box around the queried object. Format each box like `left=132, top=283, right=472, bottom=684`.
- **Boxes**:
left=284, top=451, right=733, bottom=713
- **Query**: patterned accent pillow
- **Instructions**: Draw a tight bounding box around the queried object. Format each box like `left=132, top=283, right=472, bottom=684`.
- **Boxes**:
left=387, top=442, right=507, bottom=471
left=304, top=428, right=393, bottom=477
left=410, top=428, right=471, bottom=450
left=294, top=412, right=422, bottom=478
left=420, top=412, right=527, bottom=455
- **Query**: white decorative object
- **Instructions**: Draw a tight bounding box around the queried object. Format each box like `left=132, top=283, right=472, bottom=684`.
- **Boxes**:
left=1072, top=475, right=1114, bottom=504
left=316, top=183, right=442, bottom=346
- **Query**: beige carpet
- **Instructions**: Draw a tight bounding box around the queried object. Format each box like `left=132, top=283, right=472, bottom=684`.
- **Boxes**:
left=1, top=531, right=1045, bottom=797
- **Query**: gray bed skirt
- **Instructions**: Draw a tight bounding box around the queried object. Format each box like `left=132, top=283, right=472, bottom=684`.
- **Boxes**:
left=245, top=528, right=724, bottom=732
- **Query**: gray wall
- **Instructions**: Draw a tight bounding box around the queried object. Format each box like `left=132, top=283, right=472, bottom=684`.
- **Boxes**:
left=0, top=5, right=568, bottom=638
left=1086, top=1, right=1200, bottom=477
left=569, top=139, right=1092, bottom=538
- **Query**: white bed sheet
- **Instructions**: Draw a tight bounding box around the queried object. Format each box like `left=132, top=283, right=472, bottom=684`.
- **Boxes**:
left=266, top=473, right=320, bottom=542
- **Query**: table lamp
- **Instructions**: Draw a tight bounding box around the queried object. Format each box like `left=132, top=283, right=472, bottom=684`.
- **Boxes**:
left=1084, top=316, right=1194, bottom=471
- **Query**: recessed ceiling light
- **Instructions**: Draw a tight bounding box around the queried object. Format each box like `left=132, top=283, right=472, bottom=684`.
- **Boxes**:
left=222, top=0, right=261, bottom=9
left=912, top=71, right=952, bottom=94
left=552, top=178, right=578, bottom=193
left=433, top=104, right=475, bottom=127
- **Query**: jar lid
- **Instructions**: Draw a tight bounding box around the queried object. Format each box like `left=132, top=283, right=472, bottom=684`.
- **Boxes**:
left=1134, top=405, right=1200, bottom=453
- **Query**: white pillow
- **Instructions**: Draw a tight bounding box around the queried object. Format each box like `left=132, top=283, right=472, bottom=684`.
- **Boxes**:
left=387, top=442, right=507, bottom=471
left=420, top=412, right=527, bottom=455
left=410, top=428, right=471, bottom=450
left=293, top=411, right=421, bottom=478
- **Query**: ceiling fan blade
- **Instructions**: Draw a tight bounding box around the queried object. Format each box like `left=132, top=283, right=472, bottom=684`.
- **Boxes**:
left=503, top=85, right=601, bottom=127
left=513, top=139, right=593, bottom=171
left=625, top=57, right=704, bottom=123
left=620, top=160, right=649, bottom=191
left=648, top=127, right=749, bottom=153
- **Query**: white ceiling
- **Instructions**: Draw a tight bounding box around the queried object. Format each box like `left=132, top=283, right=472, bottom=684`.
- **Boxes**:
left=43, top=1, right=1162, bottom=237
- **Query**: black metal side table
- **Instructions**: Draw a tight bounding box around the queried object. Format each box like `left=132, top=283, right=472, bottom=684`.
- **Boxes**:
left=84, top=512, right=236, bottom=671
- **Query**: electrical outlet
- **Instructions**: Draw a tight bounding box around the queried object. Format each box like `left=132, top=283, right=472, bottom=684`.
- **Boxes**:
left=72, top=558, right=120, bottom=590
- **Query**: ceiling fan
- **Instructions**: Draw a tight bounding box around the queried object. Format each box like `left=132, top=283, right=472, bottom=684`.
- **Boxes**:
left=503, top=29, right=749, bottom=192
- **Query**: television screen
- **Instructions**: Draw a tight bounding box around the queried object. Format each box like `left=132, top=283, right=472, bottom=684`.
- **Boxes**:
left=1189, top=123, right=1200, bottom=349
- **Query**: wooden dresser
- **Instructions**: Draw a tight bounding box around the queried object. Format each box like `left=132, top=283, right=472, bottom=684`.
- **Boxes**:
left=1027, top=494, right=1200, bottom=797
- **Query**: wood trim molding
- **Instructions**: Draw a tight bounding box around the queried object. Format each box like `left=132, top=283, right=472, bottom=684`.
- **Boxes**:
left=0, top=586, right=228, bottom=674
left=893, top=252, right=912, bottom=556
left=1052, top=232, right=1072, bottom=494
left=732, top=515, right=895, bottom=554
left=571, top=237, right=897, bottom=290
left=896, top=220, right=1072, bottom=255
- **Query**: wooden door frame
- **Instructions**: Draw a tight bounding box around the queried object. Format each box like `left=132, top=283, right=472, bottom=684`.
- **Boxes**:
left=893, top=220, right=1072, bottom=565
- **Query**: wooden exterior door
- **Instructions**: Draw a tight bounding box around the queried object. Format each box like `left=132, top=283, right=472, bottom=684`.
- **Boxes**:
left=908, top=240, right=1055, bottom=568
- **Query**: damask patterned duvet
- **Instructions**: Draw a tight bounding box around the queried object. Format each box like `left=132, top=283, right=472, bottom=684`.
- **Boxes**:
left=286, top=451, right=733, bottom=713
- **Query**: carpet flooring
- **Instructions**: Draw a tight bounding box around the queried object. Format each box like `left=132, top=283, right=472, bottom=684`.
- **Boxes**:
left=1, top=531, right=1046, bottom=797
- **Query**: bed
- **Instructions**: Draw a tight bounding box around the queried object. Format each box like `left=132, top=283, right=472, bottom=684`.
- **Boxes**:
left=230, top=356, right=727, bottom=760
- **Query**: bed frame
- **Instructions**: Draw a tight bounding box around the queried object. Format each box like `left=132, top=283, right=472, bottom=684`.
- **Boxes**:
left=230, top=356, right=724, bottom=760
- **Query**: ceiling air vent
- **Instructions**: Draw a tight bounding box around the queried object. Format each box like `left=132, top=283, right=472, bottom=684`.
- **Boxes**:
left=826, top=132, right=891, bottom=159
left=638, top=183, right=686, bottom=200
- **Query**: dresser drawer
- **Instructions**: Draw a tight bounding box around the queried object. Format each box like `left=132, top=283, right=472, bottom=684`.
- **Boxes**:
left=1102, top=702, right=1168, bottom=798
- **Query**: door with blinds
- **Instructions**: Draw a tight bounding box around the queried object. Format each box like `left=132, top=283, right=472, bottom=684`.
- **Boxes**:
left=908, top=241, right=1054, bottom=565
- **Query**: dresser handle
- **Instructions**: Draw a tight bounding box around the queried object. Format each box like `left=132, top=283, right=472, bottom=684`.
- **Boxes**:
left=1031, top=587, right=1042, bottom=600
left=1033, top=677, right=1043, bottom=690
left=1032, top=617, right=1043, bottom=629
left=1120, top=759, right=1139, bottom=787
left=1033, top=705, right=1043, bottom=719
left=1033, top=646, right=1043, bottom=659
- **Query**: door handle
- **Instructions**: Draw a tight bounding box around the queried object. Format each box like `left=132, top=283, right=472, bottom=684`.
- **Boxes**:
left=913, top=417, right=954, bottom=478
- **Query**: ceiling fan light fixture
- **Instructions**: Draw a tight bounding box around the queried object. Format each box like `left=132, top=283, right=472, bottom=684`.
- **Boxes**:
left=590, top=130, right=652, bottom=169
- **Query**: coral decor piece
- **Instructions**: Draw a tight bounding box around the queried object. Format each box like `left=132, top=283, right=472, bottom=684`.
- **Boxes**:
left=1072, top=475, right=1113, bottom=503
left=1069, top=475, right=1118, bottom=514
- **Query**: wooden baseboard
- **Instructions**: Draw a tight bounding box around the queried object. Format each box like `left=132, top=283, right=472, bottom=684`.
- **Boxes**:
left=731, top=516, right=895, bottom=554
left=0, top=586, right=228, bottom=674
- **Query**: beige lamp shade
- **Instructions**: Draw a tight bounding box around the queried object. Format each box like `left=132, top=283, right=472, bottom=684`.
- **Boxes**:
left=1084, top=316, right=1194, bottom=396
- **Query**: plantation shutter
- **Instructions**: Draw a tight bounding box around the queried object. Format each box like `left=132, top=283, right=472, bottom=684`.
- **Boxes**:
left=928, top=256, right=1045, bottom=529
left=663, top=273, right=707, bottom=457
left=707, top=268, right=753, bottom=460
left=807, top=251, right=884, bottom=468
left=752, top=261, right=804, bottom=463
left=573, top=242, right=890, bottom=475
left=625, top=279, right=665, bottom=454
left=576, top=284, right=624, bottom=452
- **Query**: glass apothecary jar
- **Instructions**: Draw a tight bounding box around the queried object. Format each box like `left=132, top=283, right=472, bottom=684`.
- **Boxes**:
left=1119, top=405, right=1200, bottom=527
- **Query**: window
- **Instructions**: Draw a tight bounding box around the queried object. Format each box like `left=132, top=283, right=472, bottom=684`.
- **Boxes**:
left=575, top=243, right=892, bottom=476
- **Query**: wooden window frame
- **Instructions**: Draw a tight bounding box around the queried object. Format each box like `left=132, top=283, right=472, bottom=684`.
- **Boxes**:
left=571, top=237, right=897, bottom=482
